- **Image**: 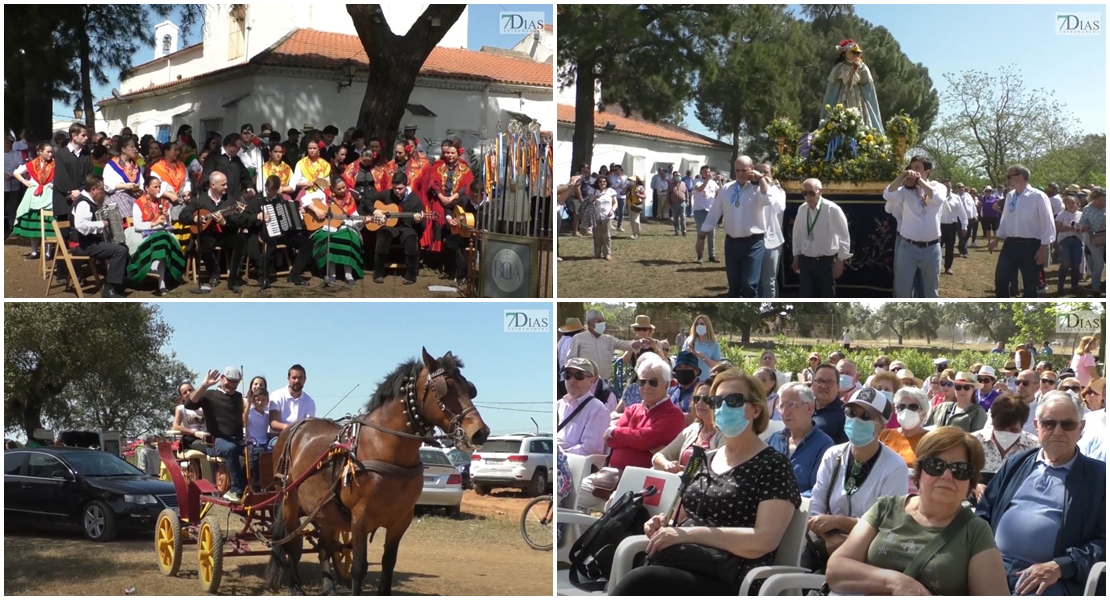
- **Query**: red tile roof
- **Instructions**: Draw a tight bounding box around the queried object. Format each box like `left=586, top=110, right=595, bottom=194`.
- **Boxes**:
left=557, top=104, right=729, bottom=149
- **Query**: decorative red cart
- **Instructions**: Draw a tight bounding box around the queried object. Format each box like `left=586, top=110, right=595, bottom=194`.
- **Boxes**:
left=153, top=441, right=353, bottom=593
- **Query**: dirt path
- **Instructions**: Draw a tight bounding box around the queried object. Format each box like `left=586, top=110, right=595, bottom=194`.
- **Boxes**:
left=4, top=491, right=551, bottom=596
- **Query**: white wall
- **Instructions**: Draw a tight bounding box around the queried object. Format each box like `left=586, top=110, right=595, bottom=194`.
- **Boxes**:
left=555, top=125, right=732, bottom=181
left=510, top=29, right=552, bottom=63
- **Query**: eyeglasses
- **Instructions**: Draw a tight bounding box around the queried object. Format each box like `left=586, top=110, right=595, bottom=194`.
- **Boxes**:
left=704, top=393, right=748, bottom=409
left=803, top=191, right=818, bottom=197
left=844, top=407, right=877, bottom=422
left=978, top=378, right=994, bottom=384
left=1038, top=419, right=1080, bottom=432
left=638, top=378, right=661, bottom=388
left=1015, top=380, right=1035, bottom=387
left=563, top=370, right=589, bottom=381
left=778, top=400, right=805, bottom=412
left=692, top=395, right=710, bottom=405
left=954, top=384, right=974, bottom=392
left=1083, top=389, right=1101, bottom=396
left=1060, top=385, right=1081, bottom=392
left=1041, top=379, right=1058, bottom=385
left=812, top=378, right=836, bottom=387
left=919, top=457, right=974, bottom=481
left=895, top=403, right=921, bottom=412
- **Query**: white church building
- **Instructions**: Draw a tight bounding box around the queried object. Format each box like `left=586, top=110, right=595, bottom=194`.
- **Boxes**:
left=97, top=4, right=553, bottom=150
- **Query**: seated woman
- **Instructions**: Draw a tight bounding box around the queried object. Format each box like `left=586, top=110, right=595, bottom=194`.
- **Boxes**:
left=754, top=367, right=782, bottom=421
left=926, top=372, right=988, bottom=432
left=926, top=373, right=953, bottom=407
left=610, top=369, right=801, bottom=596
left=879, top=387, right=930, bottom=467
left=173, top=394, right=208, bottom=453
left=768, top=382, right=834, bottom=497
left=124, top=176, right=187, bottom=294
left=970, top=393, right=1038, bottom=496
left=868, top=370, right=903, bottom=428
left=303, top=175, right=365, bottom=287
left=807, top=388, right=909, bottom=568
left=653, top=378, right=722, bottom=472
left=826, top=427, right=1009, bottom=595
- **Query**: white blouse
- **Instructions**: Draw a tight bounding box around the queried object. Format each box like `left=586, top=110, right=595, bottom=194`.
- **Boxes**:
left=102, top=160, right=144, bottom=193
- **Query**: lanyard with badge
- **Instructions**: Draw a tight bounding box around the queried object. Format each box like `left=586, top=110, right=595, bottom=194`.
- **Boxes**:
left=1008, top=189, right=1019, bottom=213
left=806, top=199, right=823, bottom=241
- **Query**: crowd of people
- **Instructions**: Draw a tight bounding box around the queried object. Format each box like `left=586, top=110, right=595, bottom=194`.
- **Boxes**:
left=556, top=309, right=1105, bottom=595
left=4, top=121, right=489, bottom=296
left=555, top=155, right=1106, bottom=299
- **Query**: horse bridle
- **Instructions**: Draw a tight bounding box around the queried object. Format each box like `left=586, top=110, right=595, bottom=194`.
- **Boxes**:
left=358, top=367, right=476, bottom=446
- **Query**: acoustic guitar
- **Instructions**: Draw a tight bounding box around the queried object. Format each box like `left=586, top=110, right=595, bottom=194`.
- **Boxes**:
left=363, top=200, right=432, bottom=233
left=189, top=200, right=246, bottom=235
left=449, top=204, right=476, bottom=236
left=302, top=199, right=367, bottom=233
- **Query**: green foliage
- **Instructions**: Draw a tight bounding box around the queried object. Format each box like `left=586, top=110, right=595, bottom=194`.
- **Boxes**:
left=766, top=117, right=804, bottom=147
left=1028, top=134, right=1107, bottom=189
left=885, top=112, right=919, bottom=147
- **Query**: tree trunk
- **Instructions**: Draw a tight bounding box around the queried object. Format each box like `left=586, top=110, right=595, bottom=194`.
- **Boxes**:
left=739, top=322, right=752, bottom=345
left=80, top=7, right=96, bottom=130
left=571, top=66, right=597, bottom=178
left=730, top=126, right=741, bottom=176
left=557, top=302, right=586, bottom=327
left=22, top=57, right=52, bottom=144
left=347, top=4, right=466, bottom=145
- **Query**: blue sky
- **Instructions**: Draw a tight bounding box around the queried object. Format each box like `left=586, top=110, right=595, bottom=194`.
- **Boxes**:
left=154, top=302, right=553, bottom=436
left=53, top=3, right=553, bottom=124
left=682, top=4, right=1106, bottom=138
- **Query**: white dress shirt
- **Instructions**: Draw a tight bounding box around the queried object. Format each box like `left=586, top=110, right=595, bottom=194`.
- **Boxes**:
left=1048, top=193, right=1064, bottom=217
left=939, top=194, right=968, bottom=229
left=761, top=183, right=787, bottom=250
left=883, top=181, right=945, bottom=242
left=960, top=192, right=978, bottom=220
left=701, top=180, right=770, bottom=238
left=792, top=197, right=852, bottom=260
left=690, top=177, right=719, bottom=212
left=73, top=192, right=106, bottom=236
left=268, top=387, right=317, bottom=430
left=997, top=186, right=1055, bottom=245
left=650, top=173, right=668, bottom=193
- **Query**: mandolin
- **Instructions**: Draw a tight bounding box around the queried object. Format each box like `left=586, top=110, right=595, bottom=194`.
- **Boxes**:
left=190, top=200, right=246, bottom=235
left=448, top=204, right=476, bottom=236
left=363, top=200, right=432, bottom=232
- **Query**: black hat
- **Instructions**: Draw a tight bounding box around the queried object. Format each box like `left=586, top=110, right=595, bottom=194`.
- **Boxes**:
left=322, top=125, right=339, bottom=135
left=287, top=128, right=301, bottom=136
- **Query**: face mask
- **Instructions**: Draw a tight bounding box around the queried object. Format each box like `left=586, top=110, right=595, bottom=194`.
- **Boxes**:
left=675, top=370, right=697, bottom=386
left=715, top=404, right=750, bottom=438
left=839, top=374, right=854, bottom=391
left=897, top=409, right=921, bottom=430
left=695, top=324, right=707, bottom=336
left=844, top=417, right=876, bottom=447
left=880, top=390, right=894, bottom=403
left=993, top=430, right=1021, bottom=449
left=593, top=322, right=606, bottom=335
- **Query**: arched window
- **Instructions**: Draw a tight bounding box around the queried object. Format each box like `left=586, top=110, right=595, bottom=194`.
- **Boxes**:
left=162, top=34, right=172, bottom=54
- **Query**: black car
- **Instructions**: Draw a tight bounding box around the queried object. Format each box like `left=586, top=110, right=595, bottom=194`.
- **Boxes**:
left=5, top=447, right=178, bottom=541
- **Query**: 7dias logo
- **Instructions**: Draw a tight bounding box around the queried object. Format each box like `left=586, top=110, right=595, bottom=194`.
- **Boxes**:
left=504, top=310, right=549, bottom=333
left=500, top=12, right=545, bottom=35
left=1056, top=13, right=1101, bottom=35
left=1056, top=310, right=1100, bottom=333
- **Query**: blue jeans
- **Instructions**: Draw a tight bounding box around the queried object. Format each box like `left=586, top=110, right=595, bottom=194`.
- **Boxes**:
left=1058, top=236, right=1083, bottom=290
left=693, top=209, right=716, bottom=260
left=1087, top=241, right=1104, bottom=294
left=211, top=436, right=246, bottom=495
left=615, top=196, right=625, bottom=229
left=724, top=235, right=764, bottom=298
left=759, top=245, right=782, bottom=298
left=994, top=238, right=1041, bottom=298
left=892, top=234, right=927, bottom=296
left=893, top=237, right=940, bottom=298
left=798, top=255, right=836, bottom=297
left=1002, top=556, right=1068, bottom=596
left=672, top=203, right=687, bottom=234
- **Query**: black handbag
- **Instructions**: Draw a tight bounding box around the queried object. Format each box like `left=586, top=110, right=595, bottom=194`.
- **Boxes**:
left=645, top=543, right=744, bottom=585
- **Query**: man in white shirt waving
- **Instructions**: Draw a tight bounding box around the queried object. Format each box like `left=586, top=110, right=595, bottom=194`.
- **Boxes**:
left=883, top=155, right=945, bottom=298
left=691, top=164, right=720, bottom=264
left=988, top=164, right=1055, bottom=298
left=700, top=156, right=771, bottom=298
left=268, top=364, right=316, bottom=448
left=792, top=178, right=851, bottom=297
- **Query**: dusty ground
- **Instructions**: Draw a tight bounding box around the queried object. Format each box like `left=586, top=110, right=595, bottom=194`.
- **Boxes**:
left=4, top=490, right=550, bottom=596
left=556, top=218, right=1103, bottom=299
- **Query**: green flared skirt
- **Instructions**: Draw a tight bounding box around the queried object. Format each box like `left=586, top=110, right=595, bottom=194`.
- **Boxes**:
left=311, top=227, right=364, bottom=278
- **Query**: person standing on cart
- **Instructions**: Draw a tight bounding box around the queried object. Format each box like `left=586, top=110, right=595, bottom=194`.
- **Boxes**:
left=187, top=366, right=247, bottom=502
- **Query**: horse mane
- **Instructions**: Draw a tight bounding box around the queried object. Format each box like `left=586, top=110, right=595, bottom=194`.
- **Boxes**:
left=365, top=353, right=465, bottom=414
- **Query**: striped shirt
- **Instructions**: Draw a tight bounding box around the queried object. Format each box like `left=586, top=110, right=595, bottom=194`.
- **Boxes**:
left=567, top=331, right=636, bottom=381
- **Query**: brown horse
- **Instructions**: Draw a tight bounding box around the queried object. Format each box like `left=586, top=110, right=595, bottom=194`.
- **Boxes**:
left=264, top=348, right=489, bottom=595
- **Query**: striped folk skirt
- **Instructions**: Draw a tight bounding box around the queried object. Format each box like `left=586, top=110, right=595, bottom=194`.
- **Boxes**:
left=311, top=227, right=364, bottom=279
left=11, top=185, right=56, bottom=239
left=124, top=228, right=187, bottom=286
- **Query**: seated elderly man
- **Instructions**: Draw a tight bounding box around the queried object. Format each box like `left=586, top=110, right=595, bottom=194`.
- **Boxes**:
left=836, top=359, right=863, bottom=397
left=556, top=358, right=610, bottom=457
left=605, top=352, right=686, bottom=471
left=667, top=351, right=701, bottom=421
left=976, top=390, right=1106, bottom=596
left=768, top=382, right=835, bottom=496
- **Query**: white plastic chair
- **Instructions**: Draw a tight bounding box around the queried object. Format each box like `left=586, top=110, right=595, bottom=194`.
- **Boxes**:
left=759, top=572, right=827, bottom=596
left=1086, top=561, right=1106, bottom=596
left=558, top=453, right=608, bottom=564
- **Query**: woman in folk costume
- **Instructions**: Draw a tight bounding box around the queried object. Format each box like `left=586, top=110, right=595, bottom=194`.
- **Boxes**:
left=424, top=140, right=474, bottom=256
left=124, top=176, right=187, bottom=295
left=11, top=141, right=58, bottom=260
left=302, top=175, right=365, bottom=287
left=291, top=135, right=332, bottom=199
left=820, top=39, right=885, bottom=135
left=263, top=142, right=296, bottom=197
left=385, top=141, right=427, bottom=197
left=149, top=141, right=193, bottom=251
left=102, top=136, right=145, bottom=225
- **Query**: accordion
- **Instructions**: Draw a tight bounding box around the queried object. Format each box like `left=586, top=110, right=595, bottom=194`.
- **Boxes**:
left=262, top=197, right=304, bottom=239
left=95, top=204, right=127, bottom=245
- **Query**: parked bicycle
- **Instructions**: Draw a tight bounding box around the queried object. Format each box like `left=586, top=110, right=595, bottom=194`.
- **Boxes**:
left=520, top=494, right=552, bottom=551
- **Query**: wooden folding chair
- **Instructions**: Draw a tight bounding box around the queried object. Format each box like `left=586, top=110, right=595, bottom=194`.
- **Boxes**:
left=39, top=209, right=52, bottom=280
left=45, top=219, right=102, bottom=298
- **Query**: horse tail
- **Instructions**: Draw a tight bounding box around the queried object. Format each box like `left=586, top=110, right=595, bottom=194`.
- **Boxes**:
left=265, top=494, right=288, bottom=591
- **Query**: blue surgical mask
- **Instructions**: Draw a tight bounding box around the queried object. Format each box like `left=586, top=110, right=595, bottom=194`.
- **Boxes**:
left=844, top=417, right=876, bottom=447
left=593, top=322, right=606, bottom=335
left=715, top=404, right=750, bottom=438
left=880, top=390, right=894, bottom=403
left=838, top=374, right=854, bottom=391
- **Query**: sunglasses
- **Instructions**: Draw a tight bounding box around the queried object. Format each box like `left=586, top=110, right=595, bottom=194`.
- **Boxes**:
left=1041, top=379, right=1057, bottom=385
left=638, top=378, right=661, bottom=388
left=954, top=384, right=974, bottom=392
left=803, top=191, right=818, bottom=197
left=1015, top=380, right=1035, bottom=387
left=919, top=456, right=974, bottom=481
left=1060, top=385, right=1081, bottom=392
left=692, top=395, right=710, bottom=405
left=563, top=370, right=589, bottom=381
left=1083, top=389, right=1101, bottom=396
left=978, top=378, right=994, bottom=384
left=895, top=403, right=921, bottom=412
left=703, top=393, right=748, bottom=409
left=1038, top=419, right=1080, bottom=432
left=939, top=381, right=954, bottom=388
left=844, top=407, right=877, bottom=422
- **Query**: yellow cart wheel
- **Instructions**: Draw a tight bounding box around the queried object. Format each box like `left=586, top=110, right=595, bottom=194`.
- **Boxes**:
left=154, top=509, right=183, bottom=576
left=197, top=515, right=225, bottom=593
left=333, top=531, right=353, bottom=580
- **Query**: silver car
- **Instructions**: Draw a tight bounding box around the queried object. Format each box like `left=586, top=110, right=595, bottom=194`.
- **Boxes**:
left=469, top=434, right=553, bottom=497
left=417, top=447, right=463, bottom=517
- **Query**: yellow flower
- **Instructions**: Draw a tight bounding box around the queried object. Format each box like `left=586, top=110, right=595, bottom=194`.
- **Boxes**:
left=796, top=167, right=803, bottom=174
left=866, top=135, right=874, bottom=142
left=827, top=123, right=835, bottom=131
left=880, top=154, right=887, bottom=160
left=836, top=103, right=844, bottom=110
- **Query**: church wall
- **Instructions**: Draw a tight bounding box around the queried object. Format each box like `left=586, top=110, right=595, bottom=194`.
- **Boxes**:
left=555, top=125, right=732, bottom=182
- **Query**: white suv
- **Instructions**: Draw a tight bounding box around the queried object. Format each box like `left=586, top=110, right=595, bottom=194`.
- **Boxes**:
left=470, top=434, right=553, bottom=497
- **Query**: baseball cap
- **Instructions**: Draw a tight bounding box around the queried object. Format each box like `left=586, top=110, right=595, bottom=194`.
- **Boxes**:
left=674, top=351, right=698, bottom=369
left=564, top=358, right=598, bottom=377
left=222, top=366, right=243, bottom=381
left=847, top=387, right=893, bottom=421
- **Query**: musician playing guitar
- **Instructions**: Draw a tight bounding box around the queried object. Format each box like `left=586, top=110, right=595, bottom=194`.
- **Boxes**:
left=244, top=175, right=314, bottom=289
left=302, top=175, right=366, bottom=287
left=442, top=178, right=480, bottom=287
left=362, top=171, right=426, bottom=285
left=180, top=171, right=249, bottom=293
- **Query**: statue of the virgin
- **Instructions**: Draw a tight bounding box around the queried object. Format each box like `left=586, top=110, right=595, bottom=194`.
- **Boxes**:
left=821, top=39, right=884, bottom=135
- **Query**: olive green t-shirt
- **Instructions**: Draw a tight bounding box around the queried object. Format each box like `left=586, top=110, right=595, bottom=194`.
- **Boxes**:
left=862, top=495, right=996, bottom=596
